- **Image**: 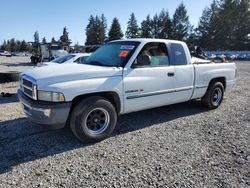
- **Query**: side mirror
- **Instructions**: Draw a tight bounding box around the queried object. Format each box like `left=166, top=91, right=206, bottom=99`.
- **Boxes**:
left=132, top=54, right=151, bottom=68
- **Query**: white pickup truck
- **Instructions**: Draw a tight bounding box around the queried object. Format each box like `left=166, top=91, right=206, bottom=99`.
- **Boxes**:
left=18, top=39, right=236, bottom=143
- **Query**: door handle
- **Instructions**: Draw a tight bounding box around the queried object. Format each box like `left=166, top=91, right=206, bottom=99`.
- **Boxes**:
left=167, top=72, right=175, bottom=77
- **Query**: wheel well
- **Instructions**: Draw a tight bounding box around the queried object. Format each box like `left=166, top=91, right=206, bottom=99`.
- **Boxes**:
left=208, top=77, right=226, bottom=90
left=70, top=92, right=121, bottom=114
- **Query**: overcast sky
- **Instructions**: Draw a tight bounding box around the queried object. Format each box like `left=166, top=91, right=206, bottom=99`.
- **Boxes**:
left=0, top=0, right=213, bottom=45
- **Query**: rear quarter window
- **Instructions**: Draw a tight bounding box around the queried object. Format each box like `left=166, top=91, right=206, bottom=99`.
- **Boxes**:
left=170, top=43, right=187, bottom=66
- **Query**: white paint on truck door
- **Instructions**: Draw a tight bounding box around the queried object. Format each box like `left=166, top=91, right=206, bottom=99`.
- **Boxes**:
left=123, top=42, right=181, bottom=113
left=169, top=43, right=194, bottom=101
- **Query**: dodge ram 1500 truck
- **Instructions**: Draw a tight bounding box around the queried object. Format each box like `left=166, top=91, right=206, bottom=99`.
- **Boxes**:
left=18, top=39, right=236, bottom=143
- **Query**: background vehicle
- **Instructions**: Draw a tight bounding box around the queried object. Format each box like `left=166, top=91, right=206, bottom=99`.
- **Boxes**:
left=30, top=42, right=68, bottom=64
left=37, top=53, right=90, bottom=67
left=18, top=39, right=236, bottom=143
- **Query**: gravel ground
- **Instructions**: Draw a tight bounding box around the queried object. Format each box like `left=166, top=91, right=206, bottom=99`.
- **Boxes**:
left=0, top=62, right=249, bottom=188
left=0, top=56, right=33, bottom=72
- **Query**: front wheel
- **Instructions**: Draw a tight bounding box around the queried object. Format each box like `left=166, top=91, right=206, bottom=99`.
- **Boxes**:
left=70, top=96, right=117, bottom=143
left=202, top=82, right=224, bottom=109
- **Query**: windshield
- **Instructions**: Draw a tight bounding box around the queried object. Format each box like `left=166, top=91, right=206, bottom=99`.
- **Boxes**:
left=85, top=41, right=140, bottom=67
left=52, top=54, right=75, bottom=64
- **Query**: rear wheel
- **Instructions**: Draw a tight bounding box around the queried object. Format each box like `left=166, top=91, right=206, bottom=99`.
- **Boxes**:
left=70, top=96, right=117, bottom=143
left=202, top=82, right=224, bottom=109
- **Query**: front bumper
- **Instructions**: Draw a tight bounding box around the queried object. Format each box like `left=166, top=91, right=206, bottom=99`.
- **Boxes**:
left=18, top=89, right=71, bottom=127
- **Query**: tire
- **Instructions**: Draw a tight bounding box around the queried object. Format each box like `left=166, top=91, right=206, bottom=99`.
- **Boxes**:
left=70, top=96, right=117, bottom=143
left=202, top=82, right=224, bottom=109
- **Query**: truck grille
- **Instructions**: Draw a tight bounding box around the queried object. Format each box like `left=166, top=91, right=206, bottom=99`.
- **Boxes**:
left=20, top=75, right=37, bottom=100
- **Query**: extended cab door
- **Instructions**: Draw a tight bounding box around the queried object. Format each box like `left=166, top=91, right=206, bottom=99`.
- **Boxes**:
left=123, top=42, right=180, bottom=113
left=168, top=42, right=195, bottom=101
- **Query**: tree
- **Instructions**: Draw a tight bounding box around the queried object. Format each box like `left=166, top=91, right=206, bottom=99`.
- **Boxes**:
left=60, top=27, right=71, bottom=47
left=85, top=15, right=97, bottom=45
left=151, top=14, right=160, bottom=38
left=34, top=31, right=39, bottom=43
left=126, top=13, right=140, bottom=38
left=1, top=40, right=7, bottom=51
left=171, top=3, right=192, bottom=41
left=140, top=15, right=152, bottom=38
left=108, top=17, right=124, bottom=41
left=215, top=0, right=250, bottom=50
left=10, top=38, right=16, bottom=52
left=51, top=37, right=56, bottom=43
left=42, top=37, right=47, bottom=44
left=33, top=31, right=40, bottom=54
left=20, top=40, right=28, bottom=51
left=158, top=9, right=172, bottom=39
left=196, top=0, right=250, bottom=50
left=85, top=14, right=108, bottom=45
left=99, top=14, right=107, bottom=43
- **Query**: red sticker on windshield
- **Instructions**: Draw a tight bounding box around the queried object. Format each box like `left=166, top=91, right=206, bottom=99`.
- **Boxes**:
left=119, top=50, right=129, bottom=57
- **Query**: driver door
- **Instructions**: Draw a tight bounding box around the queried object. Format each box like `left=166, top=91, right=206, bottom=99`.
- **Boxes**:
left=123, top=42, right=178, bottom=113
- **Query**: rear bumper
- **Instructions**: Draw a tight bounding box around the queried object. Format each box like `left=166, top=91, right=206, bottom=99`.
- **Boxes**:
left=18, top=89, right=71, bottom=128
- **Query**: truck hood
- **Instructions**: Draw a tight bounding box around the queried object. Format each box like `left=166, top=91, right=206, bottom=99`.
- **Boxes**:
left=22, top=63, right=123, bottom=84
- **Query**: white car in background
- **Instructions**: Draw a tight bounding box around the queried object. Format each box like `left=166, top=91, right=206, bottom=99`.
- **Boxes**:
left=37, top=53, right=91, bottom=67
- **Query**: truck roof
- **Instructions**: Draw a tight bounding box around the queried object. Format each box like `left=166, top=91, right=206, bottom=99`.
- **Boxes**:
left=111, top=38, right=186, bottom=45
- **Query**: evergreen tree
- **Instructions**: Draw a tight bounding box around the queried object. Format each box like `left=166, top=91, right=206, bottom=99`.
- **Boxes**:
left=196, top=0, right=219, bottom=49
left=60, top=27, right=71, bottom=46
left=151, top=14, right=160, bottom=38
left=1, top=40, right=7, bottom=51
left=20, top=40, right=28, bottom=51
left=126, top=13, right=140, bottom=38
left=215, top=0, right=250, bottom=50
left=5, top=40, right=11, bottom=51
left=51, top=37, right=56, bottom=43
left=42, top=37, right=47, bottom=44
left=140, top=15, right=152, bottom=38
left=34, top=31, right=39, bottom=43
left=196, top=0, right=250, bottom=50
left=99, top=14, right=107, bottom=43
left=85, top=14, right=108, bottom=45
left=158, top=9, right=172, bottom=39
left=171, top=3, right=192, bottom=41
left=33, top=31, right=40, bottom=54
left=233, top=0, right=250, bottom=50
left=108, top=17, right=124, bottom=41
left=10, top=38, right=16, bottom=52
left=85, top=15, right=98, bottom=45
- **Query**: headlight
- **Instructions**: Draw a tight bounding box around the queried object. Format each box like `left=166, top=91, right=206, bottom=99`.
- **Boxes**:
left=38, top=91, right=65, bottom=102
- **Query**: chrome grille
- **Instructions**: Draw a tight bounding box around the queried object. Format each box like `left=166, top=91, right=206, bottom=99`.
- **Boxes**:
left=20, top=75, right=37, bottom=100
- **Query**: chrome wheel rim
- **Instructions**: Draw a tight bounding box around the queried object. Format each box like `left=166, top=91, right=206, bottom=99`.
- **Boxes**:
left=85, top=108, right=110, bottom=135
left=212, top=88, right=222, bottom=106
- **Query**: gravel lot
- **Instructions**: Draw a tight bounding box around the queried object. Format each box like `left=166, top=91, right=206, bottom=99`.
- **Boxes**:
left=0, top=56, right=33, bottom=73
left=0, top=62, right=249, bottom=187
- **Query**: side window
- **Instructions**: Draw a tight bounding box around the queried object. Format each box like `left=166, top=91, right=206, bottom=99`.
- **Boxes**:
left=134, top=42, right=169, bottom=67
left=74, top=58, right=80, bottom=63
left=170, top=43, right=187, bottom=65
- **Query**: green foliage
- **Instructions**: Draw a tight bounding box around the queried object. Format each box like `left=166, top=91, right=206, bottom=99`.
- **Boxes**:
left=60, top=27, right=71, bottom=47
left=0, top=39, right=31, bottom=52
left=51, top=37, right=57, bottom=43
left=108, top=18, right=124, bottom=41
left=140, top=15, right=152, bottom=38
left=42, top=37, right=47, bottom=44
left=33, top=31, right=39, bottom=43
left=171, top=3, right=192, bottom=41
left=195, top=0, right=250, bottom=50
left=85, top=14, right=107, bottom=45
left=126, top=13, right=140, bottom=38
